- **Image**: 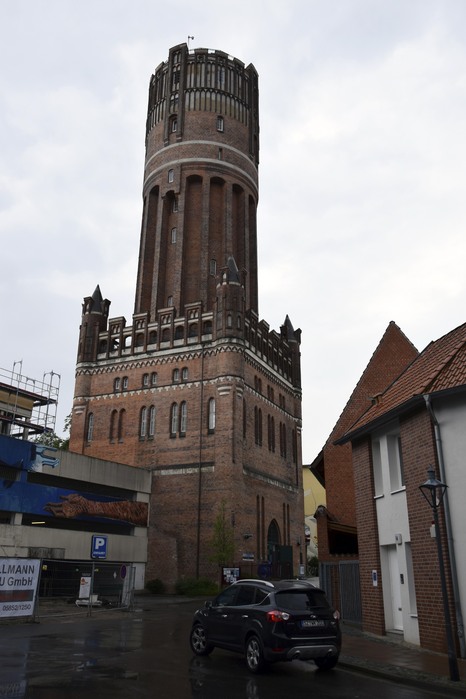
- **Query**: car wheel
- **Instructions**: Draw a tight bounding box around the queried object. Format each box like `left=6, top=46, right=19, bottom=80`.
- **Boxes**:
left=314, top=655, right=339, bottom=670
left=245, top=635, right=266, bottom=673
left=190, top=624, right=213, bottom=656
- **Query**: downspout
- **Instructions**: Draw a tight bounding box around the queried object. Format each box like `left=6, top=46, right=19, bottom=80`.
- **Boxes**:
left=196, top=345, right=205, bottom=579
left=424, top=394, right=465, bottom=657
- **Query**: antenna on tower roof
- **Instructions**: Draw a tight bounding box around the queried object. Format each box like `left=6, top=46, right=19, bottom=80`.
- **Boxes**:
left=188, top=35, right=194, bottom=48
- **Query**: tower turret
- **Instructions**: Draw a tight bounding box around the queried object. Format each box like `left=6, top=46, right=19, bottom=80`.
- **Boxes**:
left=77, top=285, right=110, bottom=363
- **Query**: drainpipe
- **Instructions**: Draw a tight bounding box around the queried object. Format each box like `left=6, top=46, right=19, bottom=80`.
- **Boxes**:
left=424, top=394, right=465, bottom=658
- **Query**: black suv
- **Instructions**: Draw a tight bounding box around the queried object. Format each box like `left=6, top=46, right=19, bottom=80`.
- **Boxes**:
left=189, top=579, right=341, bottom=673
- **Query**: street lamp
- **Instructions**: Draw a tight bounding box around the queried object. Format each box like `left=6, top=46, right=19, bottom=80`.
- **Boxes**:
left=419, top=467, right=460, bottom=682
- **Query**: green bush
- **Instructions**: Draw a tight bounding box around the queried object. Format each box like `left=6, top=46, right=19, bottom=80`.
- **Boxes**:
left=145, top=578, right=166, bottom=595
left=307, top=556, right=319, bottom=577
left=175, top=577, right=219, bottom=596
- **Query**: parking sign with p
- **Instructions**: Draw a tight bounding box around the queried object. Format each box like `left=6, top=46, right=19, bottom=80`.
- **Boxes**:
left=91, top=535, right=108, bottom=559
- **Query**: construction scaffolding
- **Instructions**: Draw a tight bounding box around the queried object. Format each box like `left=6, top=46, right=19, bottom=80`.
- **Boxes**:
left=0, top=361, right=60, bottom=438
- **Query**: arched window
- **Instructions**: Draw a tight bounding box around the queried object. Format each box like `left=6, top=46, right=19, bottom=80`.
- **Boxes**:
left=280, top=422, right=287, bottom=458
left=268, top=415, right=275, bottom=452
left=292, top=428, right=297, bottom=464
left=254, top=407, right=262, bottom=446
left=180, top=401, right=187, bottom=436
left=151, top=372, right=158, bottom=386
left=173, top=368, right=180, bottom=383
left=148, top=406, right=156, bottom=437
left=122, top=376, right=129, bottom=391
left=181, top=367, right=188, bottom=381
left=86, top=413, right=94, bottom=442
left=208, top=398, right=216, bottom=432
left=170, top=403, right=178, bottom=437
left=118, top=409, right=125, bottom=441
left=114, top=377, right=121, bottom=392
left=142, top=373, right=149, bottom=387
left=243, top=398, right=247, bottom=438
left=109, top=410, right=118, bottom=442
left=140, top=407, right=147, bottom=438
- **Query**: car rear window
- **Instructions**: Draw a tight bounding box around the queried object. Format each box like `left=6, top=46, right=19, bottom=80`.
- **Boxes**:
left=275, top=590, right=331, bottom=611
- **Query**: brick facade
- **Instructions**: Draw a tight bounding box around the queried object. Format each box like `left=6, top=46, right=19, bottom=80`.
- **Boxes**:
left=315, top=322, right=418, bottom=562
left=69, top=44, right=303, bottom=588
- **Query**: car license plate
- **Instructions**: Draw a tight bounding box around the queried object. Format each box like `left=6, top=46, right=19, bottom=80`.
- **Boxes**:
left=301, top=620, right=325, bottom=628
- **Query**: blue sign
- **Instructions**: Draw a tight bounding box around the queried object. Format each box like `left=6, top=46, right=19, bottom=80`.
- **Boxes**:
left=91, top=535, right=108, bottom=559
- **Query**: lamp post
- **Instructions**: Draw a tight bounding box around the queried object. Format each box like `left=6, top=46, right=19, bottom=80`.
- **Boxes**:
left=419, top=467, right=460, bottom=682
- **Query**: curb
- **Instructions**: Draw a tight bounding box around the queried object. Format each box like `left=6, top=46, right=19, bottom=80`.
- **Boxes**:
left=339, top=655, right=466, bottom=697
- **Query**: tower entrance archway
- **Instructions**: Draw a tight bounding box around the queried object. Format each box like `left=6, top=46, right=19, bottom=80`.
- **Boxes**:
left=267, top=519, right=293, bottom=579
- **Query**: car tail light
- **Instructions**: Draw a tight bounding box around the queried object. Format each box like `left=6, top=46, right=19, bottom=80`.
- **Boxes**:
left=266, top=610, right=290, bottom=622
left=333, top=610, right=340, bottom=621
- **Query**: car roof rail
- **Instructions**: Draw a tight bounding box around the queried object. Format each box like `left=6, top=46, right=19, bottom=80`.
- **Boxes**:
left=234, top=579, right=274, bottom=587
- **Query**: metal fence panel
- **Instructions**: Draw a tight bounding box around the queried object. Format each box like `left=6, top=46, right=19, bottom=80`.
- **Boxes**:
left=319, top=560, right=362, bottom=624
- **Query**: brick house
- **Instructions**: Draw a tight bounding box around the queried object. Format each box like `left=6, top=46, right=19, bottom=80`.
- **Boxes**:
left=338, top=322, right=466, bottom=657
left=69, top=44, right=304, bottom=589
left=311, top=321, right=418, bottom=619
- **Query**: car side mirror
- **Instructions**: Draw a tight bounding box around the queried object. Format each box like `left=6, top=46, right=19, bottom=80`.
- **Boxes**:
left=204, top=600, right=212, bottom=609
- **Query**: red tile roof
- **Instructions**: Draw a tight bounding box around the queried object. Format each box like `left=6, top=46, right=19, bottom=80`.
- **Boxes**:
left=341, top=322, right=466, bottom=441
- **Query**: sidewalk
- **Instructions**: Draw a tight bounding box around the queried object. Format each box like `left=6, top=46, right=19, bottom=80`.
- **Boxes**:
left=340, top=621, right=466, bottom=695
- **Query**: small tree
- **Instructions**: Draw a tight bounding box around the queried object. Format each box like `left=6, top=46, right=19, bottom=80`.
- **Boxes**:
left=209, top=499, right=235, bottom=567
left=31, top=413, right=71, bottom=451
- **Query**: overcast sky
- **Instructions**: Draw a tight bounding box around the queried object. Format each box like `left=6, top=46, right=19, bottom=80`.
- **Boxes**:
left=2, top=0, right=466, bottom=462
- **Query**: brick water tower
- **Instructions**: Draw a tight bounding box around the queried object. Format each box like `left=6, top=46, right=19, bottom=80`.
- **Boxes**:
left=70, top=43, right=304, bottom=588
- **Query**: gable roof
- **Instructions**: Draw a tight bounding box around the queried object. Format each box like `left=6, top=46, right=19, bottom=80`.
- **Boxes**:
left=328, top=321, right=418, bottom=443
left=339, top=321, right=466, bottom=443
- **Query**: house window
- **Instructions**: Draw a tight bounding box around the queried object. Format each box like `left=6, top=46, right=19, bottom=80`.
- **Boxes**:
left=171, top=227, right=177, bottom=243
left=168, top=169, right=174, bottom=183
left=167, top=295, right=174, bottom=306
left=140, top=407, right=147, bottom=438
left=151, top=372, right=158, bottom=386
left=372, top=439, right=383, bottom=497
left=142, top=373, right=149, bottom=387
left=148, top=406, right=156, bottom=437
left=173, top=368, right=180, bottom=383
left=86, top=413, right=94, bottom=442
left=388, top=434, right=405, bottom=492
left=114, top=377, right=120, bottom=392
left=172, top=197, right=178, bottom=213
left=208, top=398, right=216, bottom=432
left=216, top=115, right=224, bottom=132
left=210, top=259, right=217, bottom=275
left=182, top=367, right=188, bottom=381
left=171, top=117, right=178, bottom=132
left=180, top=401, right=187, bottom=435
left=122, top=376, right=129, bottom=391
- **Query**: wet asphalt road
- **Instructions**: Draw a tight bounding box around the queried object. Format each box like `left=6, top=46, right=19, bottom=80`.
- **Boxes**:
left=0, top=599, right=451, bottom=698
